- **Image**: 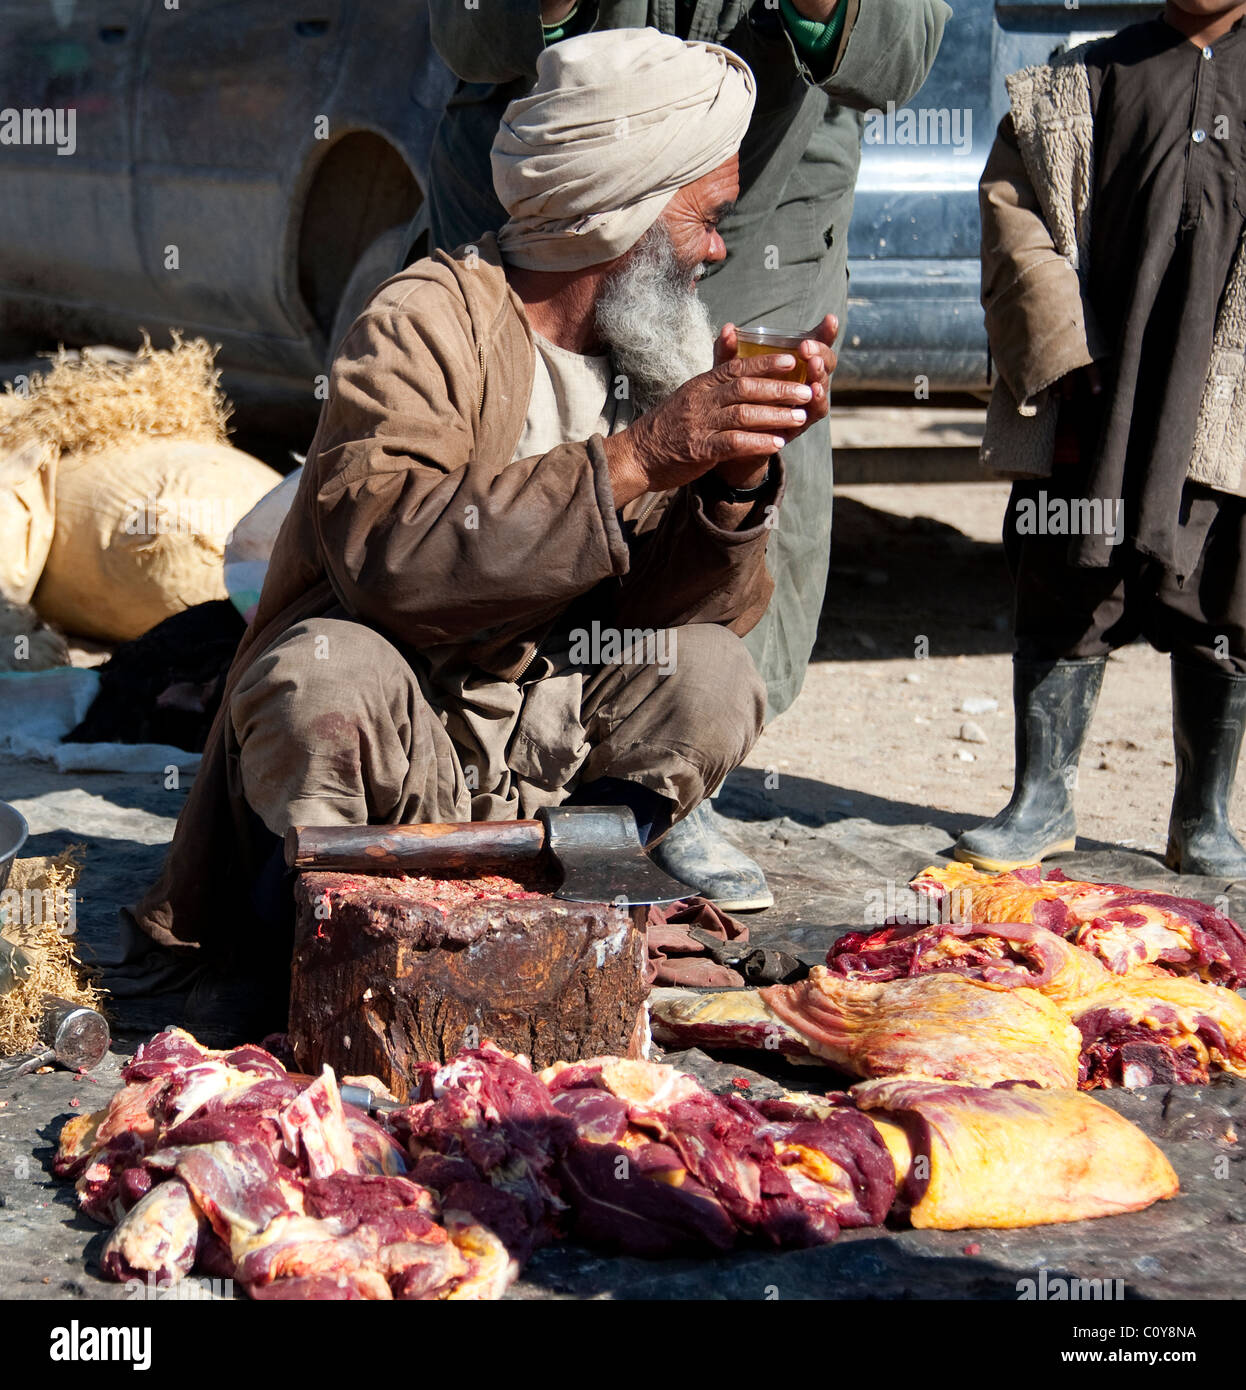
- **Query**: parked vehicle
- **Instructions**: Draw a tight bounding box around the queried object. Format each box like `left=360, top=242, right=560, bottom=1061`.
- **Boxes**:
left=0, top=0, right=1151, bottom=434
left=841, top=0, right=1151, bottom=393
left=0, top=0, right=455, bottom=438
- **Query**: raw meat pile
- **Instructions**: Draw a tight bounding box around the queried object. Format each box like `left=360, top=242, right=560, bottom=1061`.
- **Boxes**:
left=910, top=862, right=1246, bottom=986
left=59, top=863, right=1222, bottom=1294
left=847, top=1077, right=1177, bottom=1229
left=826, top=918, right=1246, bottom=1088
left=394, top=1051, right=895, bottom=1258
left=56, top=1030, right=902, bottom=1297
left=654, top=866, right=1246, bottom=1092
left=55, top=1030, right=512, bottom=1300
left=653, top=968, right=1085, bottom=1087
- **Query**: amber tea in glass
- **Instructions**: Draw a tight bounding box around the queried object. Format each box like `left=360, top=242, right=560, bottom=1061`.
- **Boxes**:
left=735, top=327, right=808, bottom=384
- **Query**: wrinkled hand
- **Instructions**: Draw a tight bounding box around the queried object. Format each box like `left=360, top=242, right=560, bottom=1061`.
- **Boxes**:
left=710, top=314, right=838, bottom=487
left=603, top=349, right=825, bottom=506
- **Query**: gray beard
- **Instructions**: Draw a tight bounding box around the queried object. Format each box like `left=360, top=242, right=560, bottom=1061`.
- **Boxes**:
left=593, top=221, right=716, bottom=415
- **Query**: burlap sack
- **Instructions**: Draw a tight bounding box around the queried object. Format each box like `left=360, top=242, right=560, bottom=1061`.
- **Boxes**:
left=1, top=336, right=279, bottom=642
left=0, top=434, right=57, bottom=605
left=34, top=438, right=280, bottom=641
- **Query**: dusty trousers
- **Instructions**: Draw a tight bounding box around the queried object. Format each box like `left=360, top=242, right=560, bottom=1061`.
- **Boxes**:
left=228, top=614, right=767, bottom=839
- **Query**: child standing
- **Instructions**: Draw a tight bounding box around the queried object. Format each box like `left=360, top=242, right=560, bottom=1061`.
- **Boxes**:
left=962, top=0, right=1246, bottom=875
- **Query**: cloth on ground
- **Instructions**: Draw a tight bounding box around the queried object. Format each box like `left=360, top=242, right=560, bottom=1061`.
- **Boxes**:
left=646, top=898, right=750, bottom=987
left=0, top=668, right=200, bottom=773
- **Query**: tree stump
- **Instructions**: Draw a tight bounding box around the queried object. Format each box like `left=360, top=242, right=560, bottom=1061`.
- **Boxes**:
left=288, top=871, right=649, bottom=1100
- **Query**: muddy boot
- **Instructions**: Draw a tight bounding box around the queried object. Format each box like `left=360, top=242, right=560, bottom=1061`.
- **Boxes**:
left=954, top=657, right=1106, bottom=872
left=649, top=801, right=773, bottom=912
left=1165, top=658, right=1246, bottom=878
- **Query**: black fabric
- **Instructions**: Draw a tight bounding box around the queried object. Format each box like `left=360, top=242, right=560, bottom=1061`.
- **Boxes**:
left=66, top=600, right=246, bottom=753
left=1068, top=15, right=1246, bottom=575
left=1006, top=477, right=1246, bottom=673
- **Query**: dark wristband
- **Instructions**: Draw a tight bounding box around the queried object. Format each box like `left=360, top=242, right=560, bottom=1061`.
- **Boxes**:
left=698, top=458, right=775, bottom=504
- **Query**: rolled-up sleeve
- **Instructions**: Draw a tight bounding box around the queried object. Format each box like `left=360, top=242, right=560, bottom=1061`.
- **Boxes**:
left=979, top=112, right=1104, bottom=405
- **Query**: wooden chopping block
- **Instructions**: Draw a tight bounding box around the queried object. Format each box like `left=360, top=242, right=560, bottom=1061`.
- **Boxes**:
left=288, top=870, right=649, bottom=1100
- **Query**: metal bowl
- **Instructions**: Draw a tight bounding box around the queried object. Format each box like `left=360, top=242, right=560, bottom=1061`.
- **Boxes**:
left=0, top=800, right=30, bottom=895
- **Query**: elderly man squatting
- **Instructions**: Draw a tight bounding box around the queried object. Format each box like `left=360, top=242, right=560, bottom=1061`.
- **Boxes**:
left=113, top=33, right=834, bottom=1027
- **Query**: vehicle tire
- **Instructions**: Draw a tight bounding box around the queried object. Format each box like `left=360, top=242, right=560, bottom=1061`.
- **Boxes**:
left=325, top=224, right=411, bottom=368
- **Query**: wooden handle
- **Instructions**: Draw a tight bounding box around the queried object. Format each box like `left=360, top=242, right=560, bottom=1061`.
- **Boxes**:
left=284, top=820, right=547, bottom=876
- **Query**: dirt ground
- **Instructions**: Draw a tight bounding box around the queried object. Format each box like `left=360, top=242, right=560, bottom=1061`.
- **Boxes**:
left=738, top=480, right=1219, bottom=862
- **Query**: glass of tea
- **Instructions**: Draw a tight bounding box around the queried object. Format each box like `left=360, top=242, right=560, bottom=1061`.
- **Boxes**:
left=735, top=327, right=809, bottom=384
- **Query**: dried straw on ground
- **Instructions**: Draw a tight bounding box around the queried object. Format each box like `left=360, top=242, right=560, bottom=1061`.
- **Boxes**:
left=0, top=847, right=103, bottom=1057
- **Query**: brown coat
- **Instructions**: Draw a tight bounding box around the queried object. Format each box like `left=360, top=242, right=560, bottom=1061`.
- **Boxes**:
left=132, top=232, right=783, bottom=952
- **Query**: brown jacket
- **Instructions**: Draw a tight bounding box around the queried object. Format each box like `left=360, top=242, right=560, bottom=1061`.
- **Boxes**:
left=133, top=232, right=784, bottom=951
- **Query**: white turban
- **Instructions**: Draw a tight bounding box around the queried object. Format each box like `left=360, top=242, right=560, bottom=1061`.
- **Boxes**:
left=492, top=28, right=756, bottom=272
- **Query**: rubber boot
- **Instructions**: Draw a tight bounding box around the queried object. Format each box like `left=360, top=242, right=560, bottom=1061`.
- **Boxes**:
left=954, top=657, right=1106, bottom=872
left=649, top=800, right=774, bottom=912
left=1165, top=658, right=1246, bottom=878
